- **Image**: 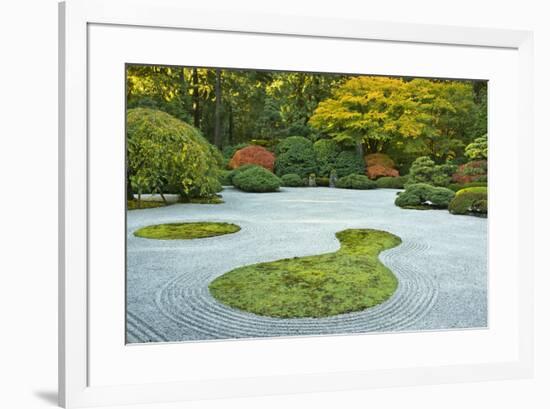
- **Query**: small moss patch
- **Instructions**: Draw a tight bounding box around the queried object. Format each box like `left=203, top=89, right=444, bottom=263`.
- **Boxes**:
left=209, top=229, right=401, bottom=318
left=134, top=222, right=240, bottom=240
left=181, top=196, right=224, bottom=204
left=127, top=200, right=167, bottom=210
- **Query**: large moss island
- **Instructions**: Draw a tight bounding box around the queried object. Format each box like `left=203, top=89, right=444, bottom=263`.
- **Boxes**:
left=209, top=229, right=401, bottom=318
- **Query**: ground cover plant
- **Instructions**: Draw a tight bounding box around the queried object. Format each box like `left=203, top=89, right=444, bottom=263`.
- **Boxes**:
left=134, top=222, right=240, bottom=240
left=209, top=229, right=401, bottom=318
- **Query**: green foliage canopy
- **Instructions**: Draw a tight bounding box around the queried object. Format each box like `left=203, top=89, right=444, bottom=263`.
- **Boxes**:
left=309, top=76, right=484, bottom=160
left=126, top=108, right=222, bottom=199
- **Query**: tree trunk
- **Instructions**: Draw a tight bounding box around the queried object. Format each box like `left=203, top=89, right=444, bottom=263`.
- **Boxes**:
left=126, top=171, right=134, bottom=201
left=355, top=141, right=364, bottom=158
left=228, top=103, right=234, bottom=146
left=214, top=68, right=222, bottom=149
left=192, top=68, right=200, bottom=128
left=179, top=67, right=187, bottom=118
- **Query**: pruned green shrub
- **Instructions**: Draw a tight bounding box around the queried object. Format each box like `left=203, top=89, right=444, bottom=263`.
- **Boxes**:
left=126, top=108, right=222, bottom=201
left=281, top=173, right=304, bottom=187
left=232, top=166, right=281, bottom=192
left=274, top=136, right=317, bottom=178
left=336, top=174, right=377, bottom=190
left=376, top=175, right=409, bottom=189
left=407, top=156, right=456, bottom=187
left=448, top=181, right=488, bottom=192
left=395, top=183, right=455, bottom=209
left=448, top=186, right=488, bottom=216
left=313, top=139, right=340, bottom=177
left=334, top=150, right=365, bottom=177
left=228, top=164, right=256, bottom=183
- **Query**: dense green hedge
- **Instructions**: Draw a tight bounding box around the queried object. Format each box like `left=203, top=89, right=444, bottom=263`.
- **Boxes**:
left=395, top=183, right=455, bottom=209
left=313, top=139, right=340, bottom=177
left=334, top=150, right=365, bottom=177
left=448, top=187, right=488, bottom=216
left=281, top=173, right=304, bottom=187
left=232, top=165, right=281, bottom=192
left=376, top=175, right=409, bottom=189
left=274, top=136, right=317, bottom=178
left=335, top=174, right=377, bottom=190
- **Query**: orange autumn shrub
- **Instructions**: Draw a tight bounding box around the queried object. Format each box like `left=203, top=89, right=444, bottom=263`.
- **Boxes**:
left=228, top=145, right=275, bottom=172
left=366, top=164, right=399, bottom=179
left=364, top=153, right=399, bottom=179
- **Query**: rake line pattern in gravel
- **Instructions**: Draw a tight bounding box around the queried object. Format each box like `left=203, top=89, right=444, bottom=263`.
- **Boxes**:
left=126, top=187, right=486, bottom=343
left=147, top=238, right=438, bottom=340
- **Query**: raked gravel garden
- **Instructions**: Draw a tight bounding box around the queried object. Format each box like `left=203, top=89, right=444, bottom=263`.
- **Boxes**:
left=126, top=187, right=487, bottom=343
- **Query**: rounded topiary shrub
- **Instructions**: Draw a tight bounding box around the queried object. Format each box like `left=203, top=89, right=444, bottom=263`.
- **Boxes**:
left=335, top=174, right=377, bottom=190
left=232, top=165, right=281, bottom=192
left=448, top=181, right=488, bottom=192
left=228, top=145, right=276, bottom=172
left=448, top=186, right=488, bottom=216
left=274, top=136, right=317, bottom=178
left=334, top=150, right=365, bottom=177
left=227, top=164, right=256, bottom=184
left=376, top=175, right=409, bottom=189
left=395, top=183, right=455, bottom=209
left=127, top=108, right=222, bottom=200
left=313, top=139, right=341, bottom=177
left=281, top=173, right=304, bottom=187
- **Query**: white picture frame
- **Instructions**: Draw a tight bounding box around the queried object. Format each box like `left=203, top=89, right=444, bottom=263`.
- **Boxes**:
left=59, top=0, right=534, bottom=407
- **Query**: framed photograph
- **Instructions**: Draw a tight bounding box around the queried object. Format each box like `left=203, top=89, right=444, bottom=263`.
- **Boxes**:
left=59, top=0, right=534, bottom=407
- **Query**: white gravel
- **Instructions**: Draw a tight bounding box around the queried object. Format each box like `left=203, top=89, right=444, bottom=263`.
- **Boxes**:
left=126, top=187, right=487, bottom=343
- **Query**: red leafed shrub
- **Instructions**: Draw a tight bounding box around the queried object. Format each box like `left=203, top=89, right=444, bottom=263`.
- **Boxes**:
left=365, top=153, right=395, bottom=169
left=228, top=145, right=275, bottom=172
left=364, top=153, right=399, bottom=179
left=366, top=164, right=399, bottom=179
left=451, top=160, right=488, bottom=184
